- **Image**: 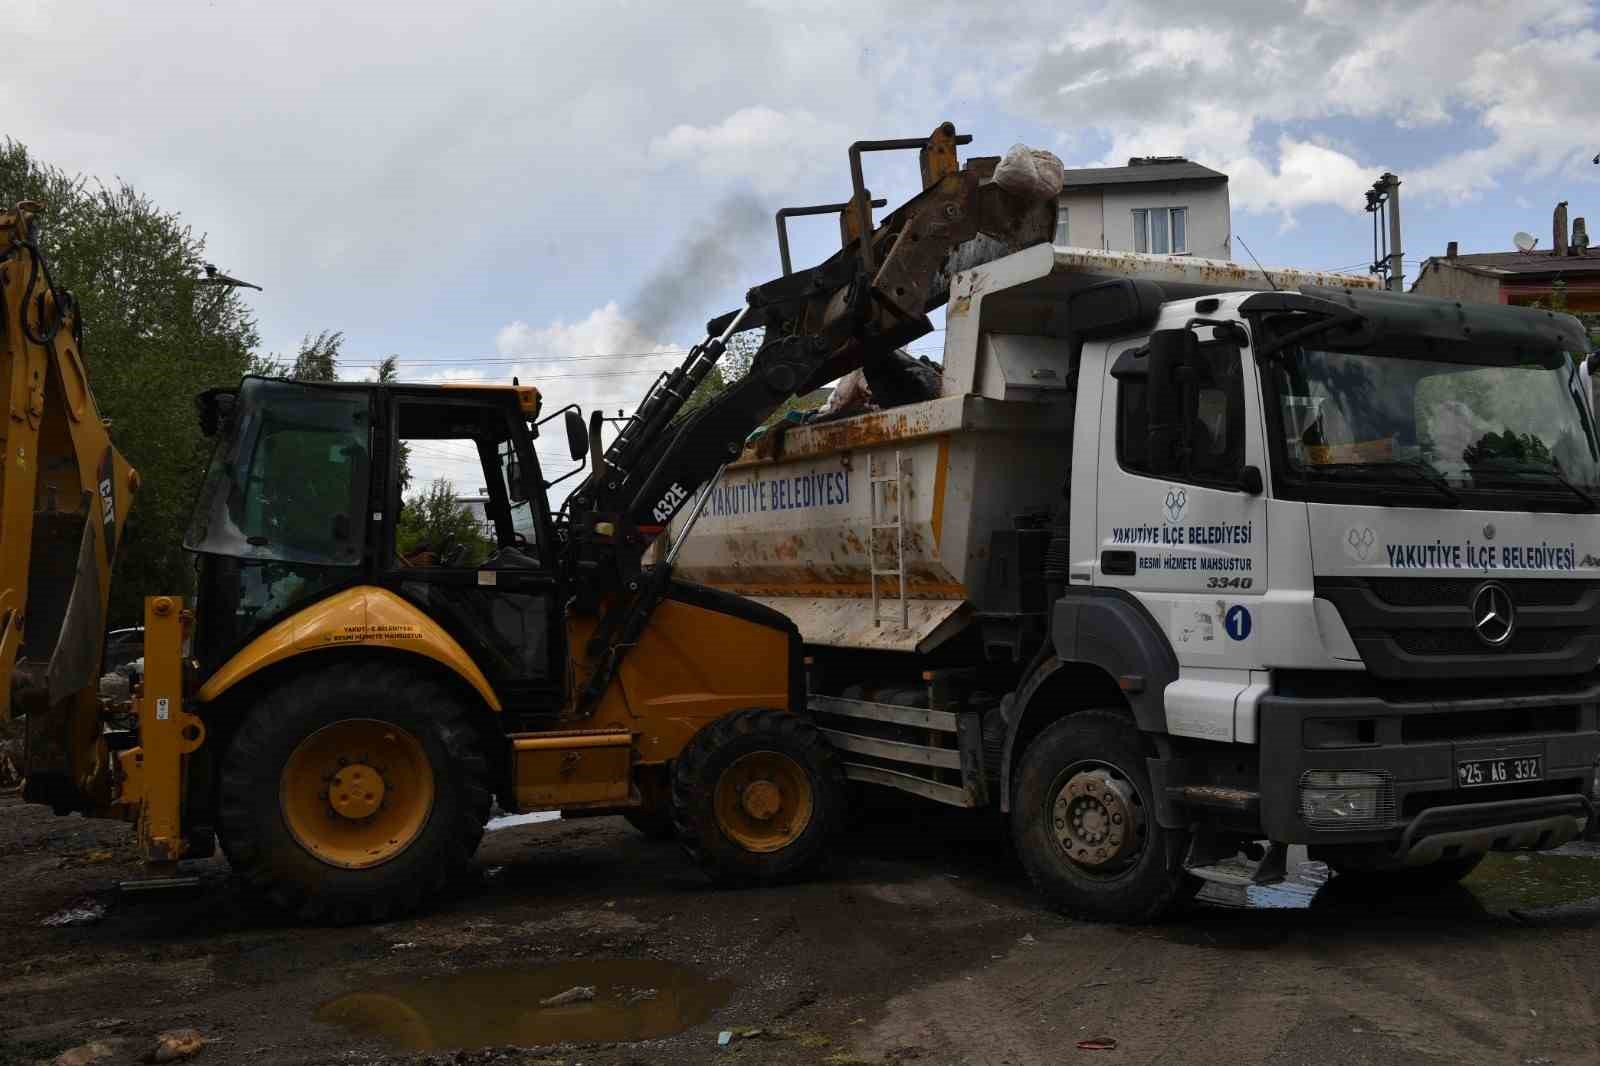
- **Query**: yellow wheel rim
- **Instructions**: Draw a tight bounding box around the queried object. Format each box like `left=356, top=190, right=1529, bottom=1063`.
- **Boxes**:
left=713, top=751, right=814, bottom=853
left=280, top=719, right=435, bottom=870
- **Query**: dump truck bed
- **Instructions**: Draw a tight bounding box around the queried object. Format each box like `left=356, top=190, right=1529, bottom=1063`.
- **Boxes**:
left=668, top=243, right=1375, bottom=652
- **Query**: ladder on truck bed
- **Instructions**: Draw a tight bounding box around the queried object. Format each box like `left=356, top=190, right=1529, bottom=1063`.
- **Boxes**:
left=868, top=451, right=909, bottom=627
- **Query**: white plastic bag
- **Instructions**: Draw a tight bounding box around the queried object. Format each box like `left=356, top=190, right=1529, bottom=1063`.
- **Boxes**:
left=993, top=143, right=1066, bottom=201
left=815, top=368, right=874, bottom=419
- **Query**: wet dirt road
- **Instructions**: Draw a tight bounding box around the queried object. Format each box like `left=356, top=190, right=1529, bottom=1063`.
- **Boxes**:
left=3, top=792, right=1598, bottom=1066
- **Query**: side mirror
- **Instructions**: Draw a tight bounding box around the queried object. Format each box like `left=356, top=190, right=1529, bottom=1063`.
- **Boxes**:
left=564, top=408, right=589, bottom=462
left=588, top=409, right=605, bottom=472
left=1146, top=328, right=1199, bottom=477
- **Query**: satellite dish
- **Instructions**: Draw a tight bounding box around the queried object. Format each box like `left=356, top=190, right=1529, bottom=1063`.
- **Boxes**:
left=1513, top=231, right=1538, bottom=253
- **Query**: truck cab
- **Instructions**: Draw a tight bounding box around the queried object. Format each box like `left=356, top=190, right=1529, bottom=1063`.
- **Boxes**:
left=1076, top=282, right=1599, bottom=876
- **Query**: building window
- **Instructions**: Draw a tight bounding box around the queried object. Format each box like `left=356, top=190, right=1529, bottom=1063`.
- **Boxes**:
left=1132, top=207, right=1187, bottom=255
left=1054, top=203, right=1070, bottom=245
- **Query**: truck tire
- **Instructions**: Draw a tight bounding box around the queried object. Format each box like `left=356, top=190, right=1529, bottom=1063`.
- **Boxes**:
left=671, top=707, right=844, bottom=884
left=216, top=661, right=491, bottom=924
left=1011, top=710, right=1189, bottom=922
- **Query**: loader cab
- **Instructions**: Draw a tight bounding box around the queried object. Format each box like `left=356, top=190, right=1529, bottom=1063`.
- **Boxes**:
left=378, top=386, right=565, bottom=715
left=186, top=377, right=568, bottom=715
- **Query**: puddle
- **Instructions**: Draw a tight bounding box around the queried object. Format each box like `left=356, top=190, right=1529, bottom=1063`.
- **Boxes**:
left=41, top=899, right=107, bottom=927
left=314, top=959, right=733, bottom=1051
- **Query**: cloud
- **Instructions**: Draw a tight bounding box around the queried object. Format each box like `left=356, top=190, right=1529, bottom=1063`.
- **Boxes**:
left=493, top=301, right=680, bottom=414
left=1225, top=139, right=1380, bottom=218
left=649, top=107, right=850, bottom=194
left=1409, top=25, right=1600, bottom=203
left=496, top=302, right=669, bottom=361
left=1002, top=0, right=1599, bottom=216
left=10, top=0, right=1599, bottom=402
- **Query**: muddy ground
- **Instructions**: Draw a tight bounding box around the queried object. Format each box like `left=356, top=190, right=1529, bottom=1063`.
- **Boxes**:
left=3, top=793, right=1599, bottom=1066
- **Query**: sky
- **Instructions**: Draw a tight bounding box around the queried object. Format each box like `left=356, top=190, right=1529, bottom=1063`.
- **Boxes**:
left=8, top=0, right=1600, bottom=489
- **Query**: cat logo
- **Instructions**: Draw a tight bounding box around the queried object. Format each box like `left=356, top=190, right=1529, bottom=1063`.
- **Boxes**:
left=97, top=447, right=118, bottom=555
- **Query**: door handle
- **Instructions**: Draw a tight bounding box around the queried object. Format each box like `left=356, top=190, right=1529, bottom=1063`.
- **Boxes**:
left=1100, top=550, right=1137, bottom=576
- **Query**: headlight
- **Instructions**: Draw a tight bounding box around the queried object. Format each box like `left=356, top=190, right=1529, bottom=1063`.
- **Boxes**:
left=1299, top=769, right=1395, bottom=830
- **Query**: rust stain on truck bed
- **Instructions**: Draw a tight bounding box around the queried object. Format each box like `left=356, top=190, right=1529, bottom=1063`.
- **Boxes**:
left=731, top=407, right=939, bottom=468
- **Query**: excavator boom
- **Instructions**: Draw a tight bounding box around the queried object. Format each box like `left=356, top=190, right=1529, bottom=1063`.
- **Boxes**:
left=0, top=203, right=137, bottom=810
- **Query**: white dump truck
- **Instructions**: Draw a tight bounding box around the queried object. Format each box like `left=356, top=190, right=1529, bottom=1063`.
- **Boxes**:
left=669, top=242, right=1600, bottom=920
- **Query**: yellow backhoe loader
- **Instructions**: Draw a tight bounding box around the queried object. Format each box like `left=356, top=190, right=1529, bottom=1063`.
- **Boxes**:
left=0, top=125, right=1056, bottom=920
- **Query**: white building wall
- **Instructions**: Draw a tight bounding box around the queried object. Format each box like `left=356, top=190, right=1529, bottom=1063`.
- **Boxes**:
left=1097, top=179, right=1231, bottom=260
left=1058, top=189, right=1106, bottom=250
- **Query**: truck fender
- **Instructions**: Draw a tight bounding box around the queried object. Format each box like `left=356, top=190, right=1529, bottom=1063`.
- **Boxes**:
left=998, top=588, right=1179, bottom=811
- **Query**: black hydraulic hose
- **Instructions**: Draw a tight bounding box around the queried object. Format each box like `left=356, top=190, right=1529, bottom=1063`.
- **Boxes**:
left=7, top=238, right=72, bottom=347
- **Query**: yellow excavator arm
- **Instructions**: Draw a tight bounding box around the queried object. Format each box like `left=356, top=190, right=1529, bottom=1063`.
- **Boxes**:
left=0, top=202, right=138, bottom=810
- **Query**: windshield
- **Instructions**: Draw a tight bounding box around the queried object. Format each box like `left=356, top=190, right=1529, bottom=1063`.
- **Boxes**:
left=185, top=377, right=373, bottom=565
left=1264, top=346, right=1600, bottom=510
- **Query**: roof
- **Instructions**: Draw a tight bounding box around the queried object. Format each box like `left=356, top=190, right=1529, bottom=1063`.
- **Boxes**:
left=1060, top=158, right=1227, bottom=189
left=1422, top=249, right=1600, bottom=279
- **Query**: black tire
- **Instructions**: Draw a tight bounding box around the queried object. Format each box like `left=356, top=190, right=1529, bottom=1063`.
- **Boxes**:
left=623, top=764, right=676, bottom=841
left=1010, top=709, right=1190, bottom=923
left=624, top=808, right=676, bottom=841
left=216, top=660, right=491, bottom=924
left=1329, top=852, right=1484, bottom=889
left=671, top=708, right=844, bottom=884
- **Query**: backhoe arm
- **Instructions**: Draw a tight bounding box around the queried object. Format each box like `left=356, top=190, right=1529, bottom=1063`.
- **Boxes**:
left=568, top=124, right=1054, bottom=579
left=562, top=124, right=1057, bottom=709
left=0, top=203, right=137, bottom=810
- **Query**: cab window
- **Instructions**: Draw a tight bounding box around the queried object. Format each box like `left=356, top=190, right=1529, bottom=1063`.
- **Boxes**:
left=393, top=399, right=543, bottom=568
left=1117, top=340, right=1245, bottom=486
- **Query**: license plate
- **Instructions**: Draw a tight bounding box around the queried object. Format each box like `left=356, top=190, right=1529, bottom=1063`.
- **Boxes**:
left=1456, top=756, right=1542, bottom=789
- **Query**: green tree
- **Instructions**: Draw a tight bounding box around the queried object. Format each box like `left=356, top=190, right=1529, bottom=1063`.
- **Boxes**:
left=396, top=478, right=490, bottom=566
left=676, top=327, right=824, bottom=428
left=680, top=327, right=758, bottom=415
left=0, top=139, right=259, bottom=625
left=290, top=329, right=342, bottom=381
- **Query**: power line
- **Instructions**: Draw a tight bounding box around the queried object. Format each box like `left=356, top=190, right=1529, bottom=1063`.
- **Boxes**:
left=332, top=327, right=949, bottom=371
left=341, top=348, right=694, bottom=369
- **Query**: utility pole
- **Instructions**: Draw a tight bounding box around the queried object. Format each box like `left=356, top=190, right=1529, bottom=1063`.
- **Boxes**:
left=1382, top=173, right=1403, bottom=292
left=1364, top=173, right=1405, bottom=292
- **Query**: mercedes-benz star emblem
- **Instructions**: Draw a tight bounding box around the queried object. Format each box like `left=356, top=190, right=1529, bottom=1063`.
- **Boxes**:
left=1471, top=582, right=1515, bottom=647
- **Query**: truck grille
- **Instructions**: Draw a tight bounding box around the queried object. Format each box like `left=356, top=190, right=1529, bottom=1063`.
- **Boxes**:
left=1365, top=577, right=1587, bottom=609
left=1392, top=627, right=1575, bottom=656
left=1315, top=576, right=1600, bottom=681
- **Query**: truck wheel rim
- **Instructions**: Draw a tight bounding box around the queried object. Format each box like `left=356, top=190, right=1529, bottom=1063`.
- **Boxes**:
left=280, top=719, right=435, bottom=869
left=1047, top=761, right=1145, bottom=876
left=713, top=751, right=814, bottom=853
